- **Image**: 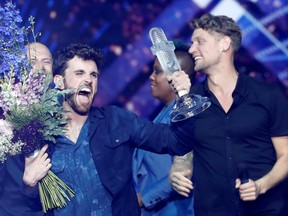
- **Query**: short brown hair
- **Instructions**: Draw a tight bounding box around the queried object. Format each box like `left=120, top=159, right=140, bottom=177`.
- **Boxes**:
left=190, top=13, right=242, bottom=52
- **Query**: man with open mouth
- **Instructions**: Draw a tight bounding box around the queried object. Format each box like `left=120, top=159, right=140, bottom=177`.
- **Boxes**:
left=23, top=43, right=197, bottom=216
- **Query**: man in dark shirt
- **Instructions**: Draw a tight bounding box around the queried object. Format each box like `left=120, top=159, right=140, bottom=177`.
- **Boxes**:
left=169, top=13, right=288, bottom=216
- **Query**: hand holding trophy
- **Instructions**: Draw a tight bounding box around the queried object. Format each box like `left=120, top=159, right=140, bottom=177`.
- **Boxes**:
left=149, top=27, right=211, bottom=122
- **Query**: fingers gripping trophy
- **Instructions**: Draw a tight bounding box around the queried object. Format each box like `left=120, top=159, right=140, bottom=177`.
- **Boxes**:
left=149, top=27, right=211, bottom=122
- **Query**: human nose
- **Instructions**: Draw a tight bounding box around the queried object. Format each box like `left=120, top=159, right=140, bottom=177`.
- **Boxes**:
left=84, top=74, right=93, bottom=84
left=188, top=44, right=197, bottom=55
left=149, top=71, right=156, bottom=81
left=32, top=61, right=42, bottom=71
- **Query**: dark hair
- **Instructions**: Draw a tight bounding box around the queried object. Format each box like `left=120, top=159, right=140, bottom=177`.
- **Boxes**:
left=190, top=13, right=242, bottom=52
left=173, top=39, right=196, bottom=83
left=53, top=43, right=104, bottom=76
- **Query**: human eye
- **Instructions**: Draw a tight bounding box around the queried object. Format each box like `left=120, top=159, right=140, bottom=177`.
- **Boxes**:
left=154, top=67, right=163, bottom=75
left=198, top=38, right=206, bottom=45
left=30, top=59, right=37, bottom=66
left=75, top=71, right=84, bottom=76
left=91, top=72, right=98, bottom=78
left=42, top=59, right=52, bottom=65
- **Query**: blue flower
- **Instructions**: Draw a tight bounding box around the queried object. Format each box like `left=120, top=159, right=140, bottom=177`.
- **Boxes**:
left=0, top=1, right=28, bottom=77
left=0, top=2, right=75, bottom=212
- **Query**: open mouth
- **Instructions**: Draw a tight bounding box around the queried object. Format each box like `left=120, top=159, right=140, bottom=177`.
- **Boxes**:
left=78, top=87, right=91, bottom=96
left=194, top=56, right=202, bottom=62
left=76, top=86, right=93, bottom=105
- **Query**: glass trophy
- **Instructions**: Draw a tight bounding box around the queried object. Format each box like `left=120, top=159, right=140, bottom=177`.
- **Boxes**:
left=149, top=27, right=211, bottom=122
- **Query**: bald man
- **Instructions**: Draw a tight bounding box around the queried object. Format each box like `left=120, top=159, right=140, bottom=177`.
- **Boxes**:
left=26, top=42, right=53, bottom=73
left=0, top=42, right=52, bottom=216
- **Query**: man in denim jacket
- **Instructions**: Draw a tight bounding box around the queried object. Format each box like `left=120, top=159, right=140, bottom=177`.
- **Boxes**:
left=23, top=43, right=194, bottom=216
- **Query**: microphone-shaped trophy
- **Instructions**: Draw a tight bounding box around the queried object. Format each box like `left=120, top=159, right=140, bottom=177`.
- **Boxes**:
left=149, top=27, right=211, bottom=122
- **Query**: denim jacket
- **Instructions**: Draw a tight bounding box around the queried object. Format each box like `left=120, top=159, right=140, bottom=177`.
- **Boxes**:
left=25, top=105, right=194, bottom=216
left=88, top=106, right=193, bottom=215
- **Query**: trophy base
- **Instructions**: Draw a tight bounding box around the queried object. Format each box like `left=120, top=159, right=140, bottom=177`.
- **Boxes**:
left=170, top=94, right=211, bottom=122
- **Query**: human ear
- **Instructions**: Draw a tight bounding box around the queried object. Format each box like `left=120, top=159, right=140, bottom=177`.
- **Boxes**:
left=222, top=36, right=232, bottom=52
left=54, top=75, right=65, bottom=90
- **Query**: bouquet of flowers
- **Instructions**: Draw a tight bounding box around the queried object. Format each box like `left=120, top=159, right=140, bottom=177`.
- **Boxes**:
left=0, top=1, right=74, bottom=213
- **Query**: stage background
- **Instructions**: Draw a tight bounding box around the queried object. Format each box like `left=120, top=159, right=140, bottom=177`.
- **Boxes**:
left=11, top=0, right=288, bottom=120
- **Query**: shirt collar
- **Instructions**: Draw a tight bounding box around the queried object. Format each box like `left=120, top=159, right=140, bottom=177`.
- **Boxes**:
left=201, top=73, right=247, bottom=98
left=89, top=107, right=105, bottom=120
left=233, top=72, right=247, bottom=98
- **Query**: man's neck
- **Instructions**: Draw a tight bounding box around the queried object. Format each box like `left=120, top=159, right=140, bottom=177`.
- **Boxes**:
left=206, top=63, right=239, bottom=113
left=206, top=62, right=238, bottom=96
left=63, top=103, right=89, bottom=143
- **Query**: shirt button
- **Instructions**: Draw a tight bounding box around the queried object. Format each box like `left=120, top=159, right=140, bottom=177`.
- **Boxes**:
left=137, top=173, right=143, bottom=179
left=226, top=116, right=230, bottom=119
left=227, top=137, right=230, bottom=140
left=115, top=139, right=120, bottom=143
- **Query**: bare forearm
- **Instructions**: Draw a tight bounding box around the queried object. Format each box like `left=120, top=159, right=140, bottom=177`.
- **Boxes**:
left=256, top=136, right=288, bottom=194
left=256, top=154, right=288, bottom=194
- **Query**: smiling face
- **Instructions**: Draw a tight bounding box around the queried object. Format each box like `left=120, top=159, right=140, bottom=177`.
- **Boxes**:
left=26, top=42, right=53, bottom=74
left=58, top=56, right=99, bottom=115
left=189, top=28, right=224, bottom=73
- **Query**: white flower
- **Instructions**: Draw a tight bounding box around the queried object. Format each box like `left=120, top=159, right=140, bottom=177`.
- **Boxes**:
left=0, top=120, right=24, bottom=162
left=0, top=119, right=13, bottom=136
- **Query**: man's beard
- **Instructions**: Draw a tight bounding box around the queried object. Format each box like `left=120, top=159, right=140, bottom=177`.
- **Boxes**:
left=64, top=80, right=95, bottom=115
left=65, top=92, right=91, bottom=115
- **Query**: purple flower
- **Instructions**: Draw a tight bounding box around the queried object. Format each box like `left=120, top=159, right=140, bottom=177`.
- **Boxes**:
left=12, top=120, right=46, bottom=156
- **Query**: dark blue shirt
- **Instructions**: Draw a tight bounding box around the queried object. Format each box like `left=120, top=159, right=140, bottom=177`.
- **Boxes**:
left=190, top=73, right=288, bottom=216
left=22, top=105, right=196, bottom=216
left=52, top=121, right=112, bottom=216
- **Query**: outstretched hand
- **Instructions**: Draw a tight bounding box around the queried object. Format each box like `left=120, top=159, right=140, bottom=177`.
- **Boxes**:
left=23, top=145, right=52, bottom=187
